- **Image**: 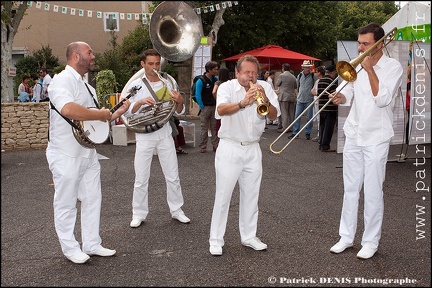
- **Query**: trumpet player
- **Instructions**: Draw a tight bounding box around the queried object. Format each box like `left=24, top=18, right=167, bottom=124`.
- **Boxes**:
left=329, top=23, right=403, bottom=259
left=209, top=55, right=280, bottom=256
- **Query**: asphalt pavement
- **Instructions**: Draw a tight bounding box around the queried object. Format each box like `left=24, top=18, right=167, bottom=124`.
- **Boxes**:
left=1, top=120, right=431, bottom=287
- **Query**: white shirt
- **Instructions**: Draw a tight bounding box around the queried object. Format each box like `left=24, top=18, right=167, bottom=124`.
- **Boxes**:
left=339, top=54, right=403, bottom=146
left=266, top=76, right=275, bottom=90
left=17, top=82, right=27, bottom=95
left=47, top=65, right=98, bottom=157
left=42, top=74, right=52, bottom=98
left=32, top=83, right=42, bottom=102
left=216, top=79, right=281, bottom=143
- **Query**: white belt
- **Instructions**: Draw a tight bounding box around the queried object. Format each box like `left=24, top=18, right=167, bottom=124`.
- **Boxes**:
left=222, top=138, right=259, bottom=146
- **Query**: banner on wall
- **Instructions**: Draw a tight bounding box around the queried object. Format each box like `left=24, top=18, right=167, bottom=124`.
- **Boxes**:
left=382, top=2, right=431, bottom=43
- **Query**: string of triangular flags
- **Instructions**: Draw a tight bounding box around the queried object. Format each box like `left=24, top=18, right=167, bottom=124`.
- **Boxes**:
left=195, top=1, right=239, bottom=14
left=26, top=1, right=239, bottom=21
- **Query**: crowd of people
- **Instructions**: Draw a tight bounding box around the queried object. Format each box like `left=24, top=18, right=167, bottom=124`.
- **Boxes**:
left=41, top=22, right=403, bottom=264
left=17, top=68, right=52, bottom=102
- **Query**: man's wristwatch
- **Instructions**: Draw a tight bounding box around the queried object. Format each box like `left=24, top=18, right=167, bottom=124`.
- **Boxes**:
left=238, top=101, right=244, bottom=109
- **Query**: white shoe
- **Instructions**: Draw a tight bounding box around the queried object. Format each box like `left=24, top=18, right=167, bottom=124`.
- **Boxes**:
left=130, top=219, right=143, bottom=228
left=172, top=212, right=190, bottom=223
left=209, top=245, right=222, bottom=256
left=84, top=247, right=116, bottom=257
left=66, top=251, right=90, bottom=264
left=357, top=244, right=377, bottom=259
left=241, top=237, right=267, bottom=250
left=330, top=241, right=353, bottom=254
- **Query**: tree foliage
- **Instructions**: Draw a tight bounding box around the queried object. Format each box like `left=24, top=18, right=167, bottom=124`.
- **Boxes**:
left=44, top=1, right=398, bottom=95
left=95, top=69, right=117, bottom=108
left=1, top=1, right=29, bottom=102
left=13, top=45, right=60, bottom=95
left=95, top=24, right=153, bottom=91
left=90, top=1, right=398, bottom=93
left=94, top=18, right=181, bottom=91
left=140, top=1, right=397, bottom=65
left=15, top=45, right=59, bottom=75
left=212, top=1, right=397, bottom=63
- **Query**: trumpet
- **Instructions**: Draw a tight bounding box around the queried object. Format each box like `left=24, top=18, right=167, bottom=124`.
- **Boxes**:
left=269, top=27, right=397, bottom=154
left=249, top=81, right=270, bottom=116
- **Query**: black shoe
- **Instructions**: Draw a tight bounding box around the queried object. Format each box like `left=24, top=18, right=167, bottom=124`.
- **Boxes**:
left=321, top=148, right=336, bottom=152
left=306, top=134, right=311, bottom=140
left=288, top=134, right=295, bottom=139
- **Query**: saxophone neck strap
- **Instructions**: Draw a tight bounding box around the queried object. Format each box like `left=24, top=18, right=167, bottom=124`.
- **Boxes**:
left=142, top=77, right=168, bottom=102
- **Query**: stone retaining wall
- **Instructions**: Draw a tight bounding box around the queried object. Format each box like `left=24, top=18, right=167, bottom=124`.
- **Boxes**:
left=1, top=102, right=199, bottom=151
left=1, top=102, right=50, bottom=151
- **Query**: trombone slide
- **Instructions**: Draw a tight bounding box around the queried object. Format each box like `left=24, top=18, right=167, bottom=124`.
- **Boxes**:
left=269, top=80, right=339, bottom=154
left=269, top=27, right=397, bottom=155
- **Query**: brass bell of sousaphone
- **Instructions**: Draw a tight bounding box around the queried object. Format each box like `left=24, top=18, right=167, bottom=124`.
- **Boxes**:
left=150, top=1, right=204, bottom=62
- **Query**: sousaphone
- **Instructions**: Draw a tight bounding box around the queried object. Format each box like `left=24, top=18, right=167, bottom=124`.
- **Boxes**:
left=120, top=1, right=203, bottom=133
left=150, top=1, right=204, bottom=62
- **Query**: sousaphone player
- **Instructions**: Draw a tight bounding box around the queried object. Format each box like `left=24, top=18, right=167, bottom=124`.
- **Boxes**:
left=123, top=48, right=191, bottom=228
left=122, top=1, right=203, bottom=227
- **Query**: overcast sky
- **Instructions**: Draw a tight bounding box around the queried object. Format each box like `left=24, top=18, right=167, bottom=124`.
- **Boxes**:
left=396, top=1, right=431, bottom=7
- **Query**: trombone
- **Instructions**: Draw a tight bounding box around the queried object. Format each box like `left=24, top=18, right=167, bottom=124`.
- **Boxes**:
left=269, top=27, right=397, bottom=154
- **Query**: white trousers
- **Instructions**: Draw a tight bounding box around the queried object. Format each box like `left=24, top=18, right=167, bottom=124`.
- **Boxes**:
left=46, top=149, right=102, bottom=257
left=339, top=138, right=390, bottom=250
left=132, top=135, right=184, bottom=220
left=209, top=139, right=262, bottom=247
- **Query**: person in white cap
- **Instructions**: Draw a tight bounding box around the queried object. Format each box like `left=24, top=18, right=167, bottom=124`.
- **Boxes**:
left=288, top=60, right=317, bottom=140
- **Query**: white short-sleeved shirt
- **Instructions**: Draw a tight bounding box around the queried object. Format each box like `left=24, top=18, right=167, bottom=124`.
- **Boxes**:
left=216, top=79, right=281, bottom=143
left=47, top=65, right=98, bottom=157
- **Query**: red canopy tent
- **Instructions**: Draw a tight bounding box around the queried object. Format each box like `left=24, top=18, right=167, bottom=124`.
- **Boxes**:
left=223, top=45, right=320, bottom=70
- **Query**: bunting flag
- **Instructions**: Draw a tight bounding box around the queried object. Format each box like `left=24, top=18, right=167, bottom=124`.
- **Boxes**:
left=26, top=1, right=239, bottom=20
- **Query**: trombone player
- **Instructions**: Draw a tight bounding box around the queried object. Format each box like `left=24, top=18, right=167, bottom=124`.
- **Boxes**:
left=329, top=23, right=403, bottom=259
left=209, top=55, right=280, bottom=256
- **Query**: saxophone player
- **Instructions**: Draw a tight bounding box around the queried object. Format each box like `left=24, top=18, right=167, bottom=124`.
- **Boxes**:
left=124, top=49, right=191, bottom=228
